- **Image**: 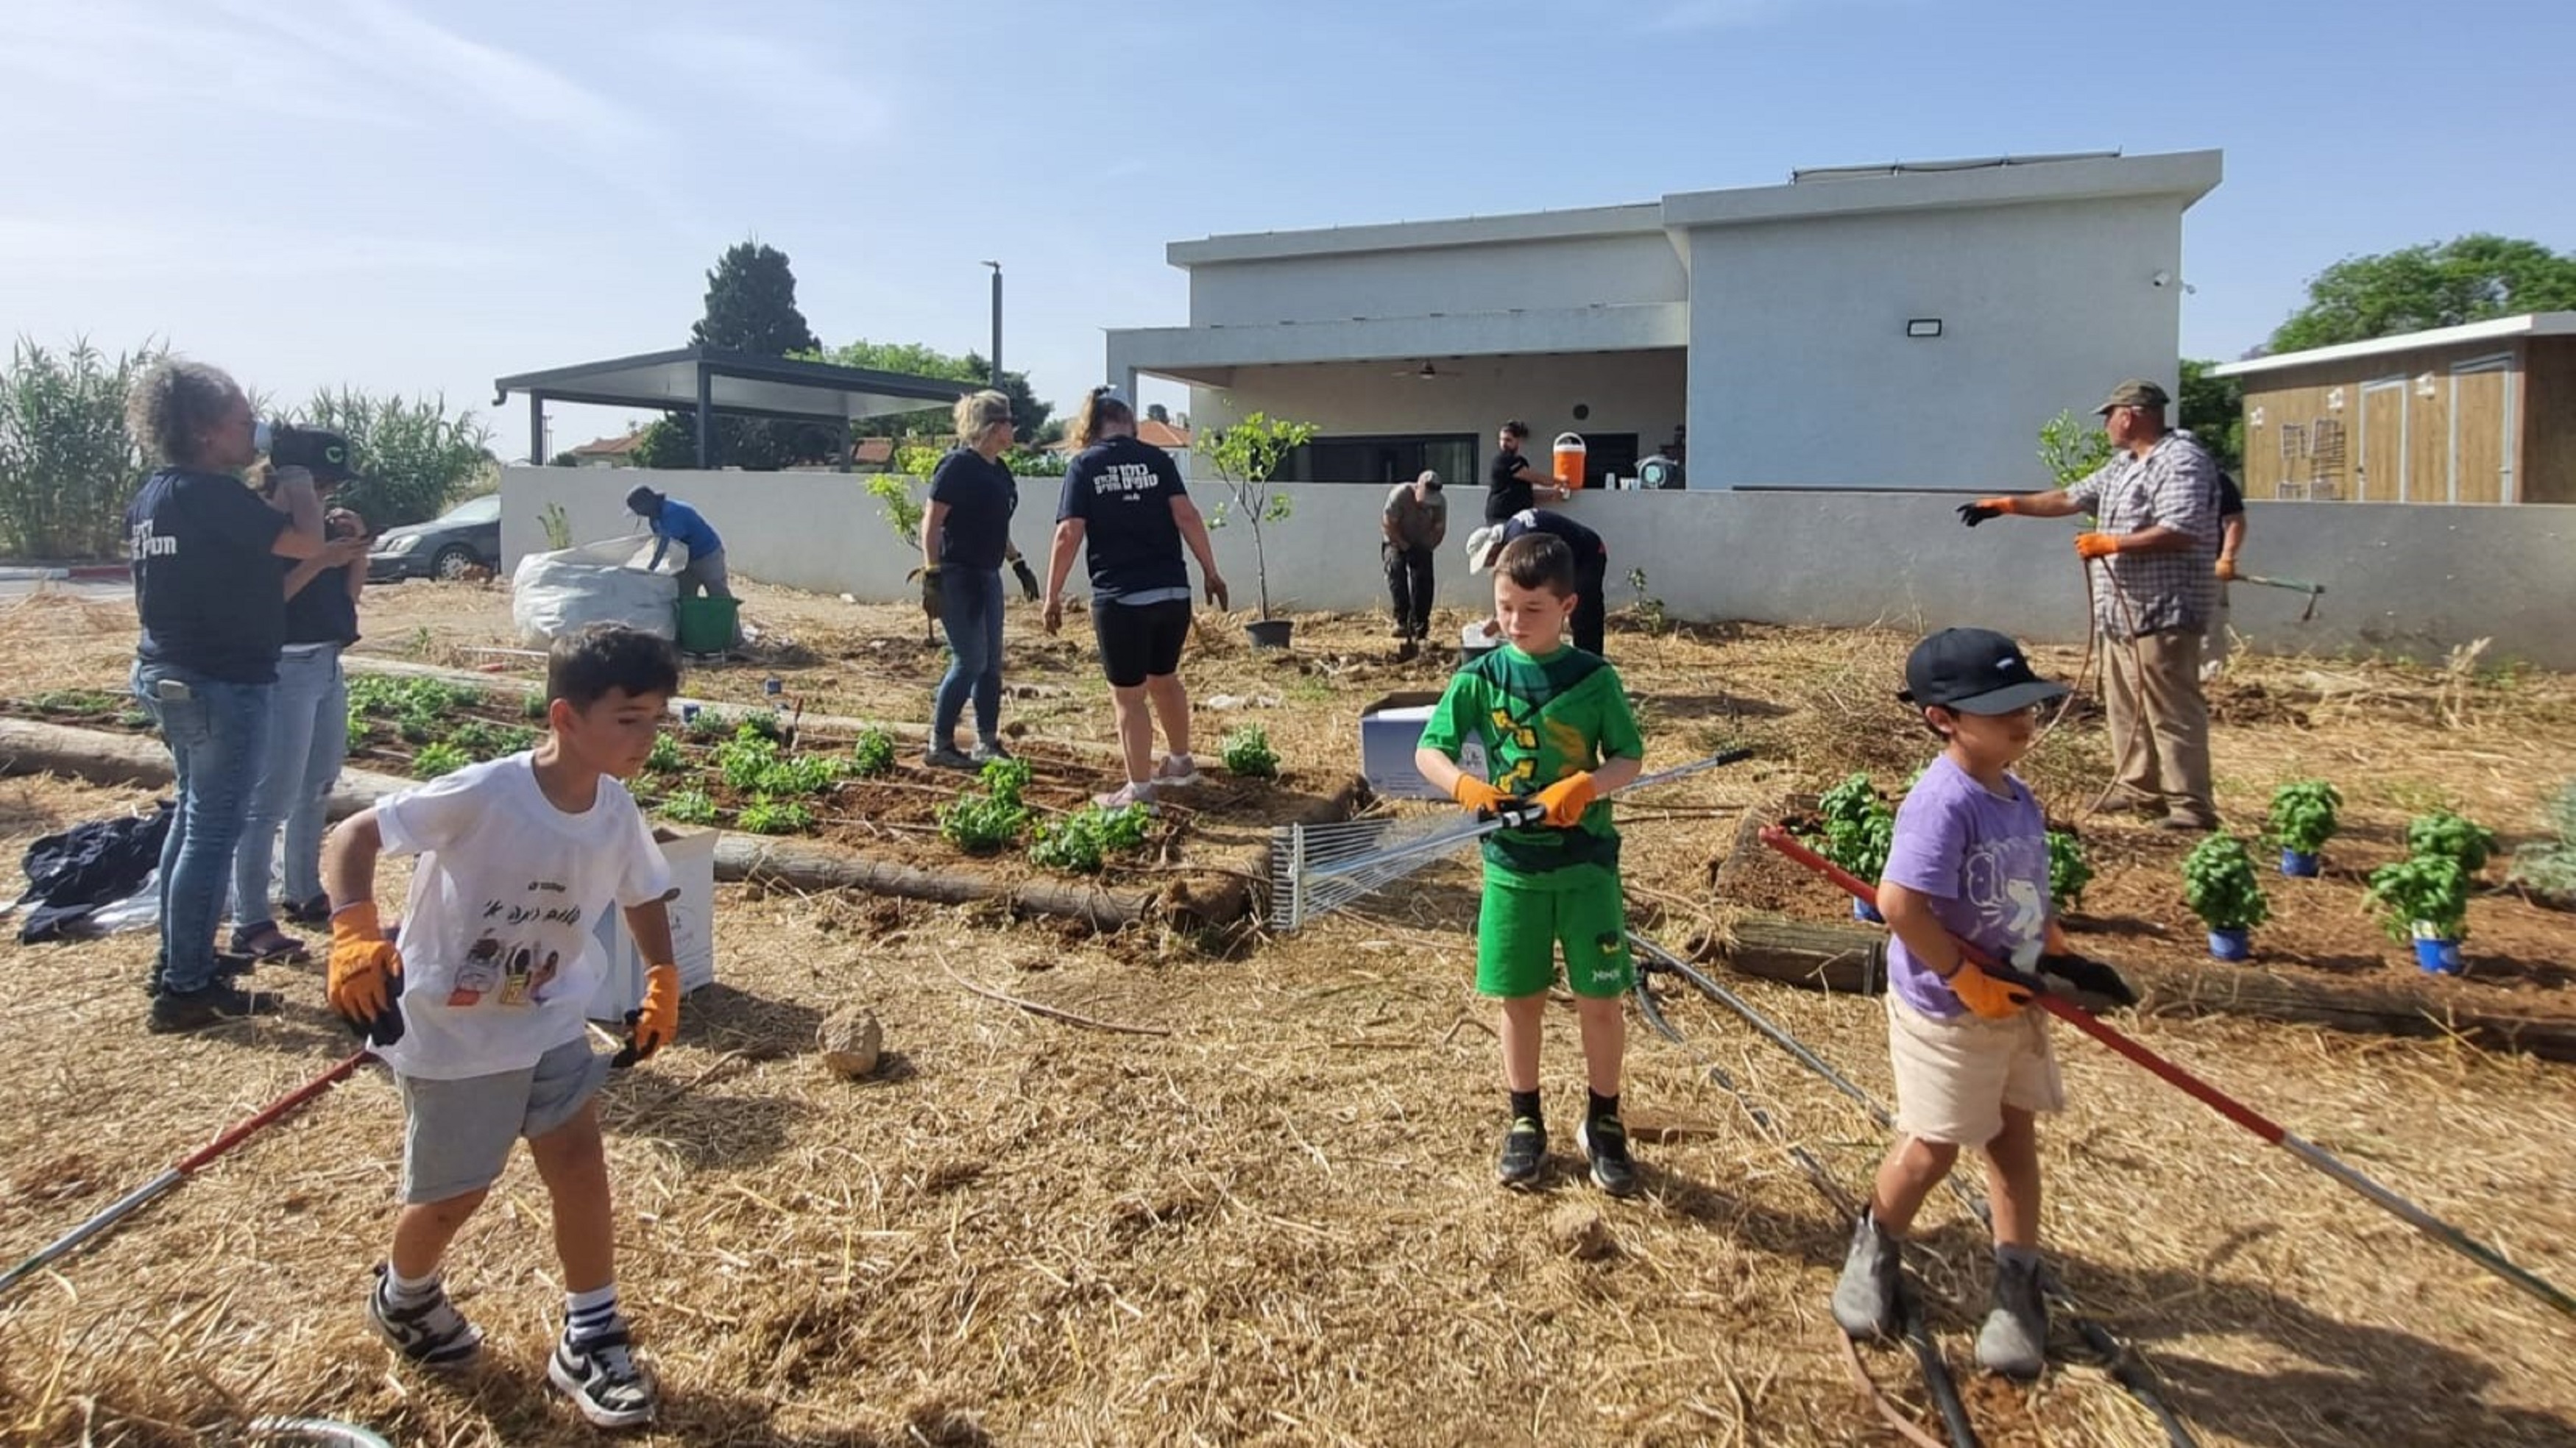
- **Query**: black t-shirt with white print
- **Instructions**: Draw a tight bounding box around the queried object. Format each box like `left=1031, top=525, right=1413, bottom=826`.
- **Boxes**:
left=1057, top=436, right=1191, bottom=600
left=127, top=467, right=290, bottom=683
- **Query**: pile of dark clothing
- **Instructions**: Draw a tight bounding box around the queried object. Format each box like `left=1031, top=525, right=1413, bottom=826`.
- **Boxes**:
left=12, top=802, right=172, bottom=945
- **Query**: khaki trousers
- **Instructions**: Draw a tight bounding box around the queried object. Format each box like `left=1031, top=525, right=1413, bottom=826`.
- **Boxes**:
left=2103, top=627, right=2215, bottom=825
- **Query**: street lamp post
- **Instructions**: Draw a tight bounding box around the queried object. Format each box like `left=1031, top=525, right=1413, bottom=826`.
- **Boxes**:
left=981, top=260, right=1003, bottom=390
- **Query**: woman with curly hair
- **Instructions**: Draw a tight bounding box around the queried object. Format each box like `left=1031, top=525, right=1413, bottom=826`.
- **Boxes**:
left=124, top=357, right=329, bottom=1033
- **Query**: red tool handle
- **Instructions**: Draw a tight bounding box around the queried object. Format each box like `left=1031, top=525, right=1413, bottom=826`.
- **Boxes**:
left=1756, top=826, right=2285, bottom=1145
left=176, top=1051, right=369, bottom=1174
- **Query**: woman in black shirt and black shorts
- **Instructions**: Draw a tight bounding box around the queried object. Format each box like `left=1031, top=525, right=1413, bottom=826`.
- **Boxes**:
left=1042, top=389, right=1230, bottom=809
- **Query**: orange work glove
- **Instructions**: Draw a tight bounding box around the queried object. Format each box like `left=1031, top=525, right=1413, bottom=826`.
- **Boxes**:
left=1942, top=959, right=2036, bottom=1021
left=2073, top=531, right=2121, bottom=561
left=2214, top=555, right=2237, bottom=581
left=1531, top=772, right=1599, bottom=828
left=1954, top=497, right=2021, bottom=527
left=1451, top=773, right=1512, bottom=817
left=327, top=902, right=403, bottom=1023
left=626, top=963, right=681, bottom=1062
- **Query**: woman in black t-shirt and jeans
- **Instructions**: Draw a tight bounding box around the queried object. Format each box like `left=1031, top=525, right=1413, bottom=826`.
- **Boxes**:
left=1043, top=388, right=1231, bottom=809
left=921, top=390, right=1021, bottom=770
left=123, top=358, right=330, bottom=1033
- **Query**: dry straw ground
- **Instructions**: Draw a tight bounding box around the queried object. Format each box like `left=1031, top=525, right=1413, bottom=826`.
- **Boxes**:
left=1, top=578, right=2572, bottom=1447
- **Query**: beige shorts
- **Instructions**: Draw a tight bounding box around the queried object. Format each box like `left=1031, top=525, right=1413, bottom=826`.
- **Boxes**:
left=1887, top=993, right=2064, bottom=1148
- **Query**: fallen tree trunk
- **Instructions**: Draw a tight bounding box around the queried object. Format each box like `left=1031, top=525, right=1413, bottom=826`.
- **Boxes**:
left=720, top=834, right=1152, bottom=929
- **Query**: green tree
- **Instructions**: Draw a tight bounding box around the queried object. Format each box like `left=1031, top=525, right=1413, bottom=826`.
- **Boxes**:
left=692, top=241, right=819, bottom=355
left=805, top=339, right=1052, bottom=444
left=0, top=336, right=154, bottom=559
left=1146, top=402, right=1170, bottom=425
left=2270, top=235, right=2576, bottom=352
left=293, top=388, right=495, bottom=528
left=2178, top=359, right=2243, bottom=475
left=1200, top=411, right=1317, bottom=621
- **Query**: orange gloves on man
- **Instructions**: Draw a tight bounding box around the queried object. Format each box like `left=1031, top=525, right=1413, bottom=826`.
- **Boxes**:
left=2073, top=531, right=2122, bottom=561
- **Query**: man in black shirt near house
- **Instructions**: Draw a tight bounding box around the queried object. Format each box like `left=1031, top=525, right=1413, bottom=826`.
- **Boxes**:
left=1485, top=419, right=1568, bottom=524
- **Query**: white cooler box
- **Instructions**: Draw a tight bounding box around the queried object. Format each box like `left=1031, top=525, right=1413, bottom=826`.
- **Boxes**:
left=1358, top=692, right=1487, bottom=801
left=585, top=826, right=718, bottom=1022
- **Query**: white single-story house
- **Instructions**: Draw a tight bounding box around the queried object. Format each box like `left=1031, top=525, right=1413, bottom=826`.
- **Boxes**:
left=1104, top=149, right=2222, bottom=491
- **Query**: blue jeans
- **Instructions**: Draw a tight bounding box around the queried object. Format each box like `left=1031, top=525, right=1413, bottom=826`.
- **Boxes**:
left=232, top=645, right=350, bottom=926
left=132, top=660, right=272, bottom=993
left=932, top=566, right=1005, bottom=744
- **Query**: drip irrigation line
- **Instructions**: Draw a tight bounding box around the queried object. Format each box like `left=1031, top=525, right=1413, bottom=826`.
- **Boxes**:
left=1758, top=826, right=2576, bottom=1325
left=1631, top=934, right=2198, bottom=1448
left=0, top=1051, right=371, bottom=1301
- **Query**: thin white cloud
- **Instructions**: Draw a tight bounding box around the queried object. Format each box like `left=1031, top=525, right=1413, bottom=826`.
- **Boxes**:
left=629, top=24, right=896, bottom=142
left=0, top=217, right=520, bottom=284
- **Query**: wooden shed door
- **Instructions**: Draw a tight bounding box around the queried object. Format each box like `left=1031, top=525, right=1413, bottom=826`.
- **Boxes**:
left=2450, top=356, right=2513, bottom=504
left=2357, top=379, right=2407, bottom=502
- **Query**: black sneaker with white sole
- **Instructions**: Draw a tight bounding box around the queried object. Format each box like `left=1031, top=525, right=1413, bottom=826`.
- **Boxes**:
left=1495, top=1115, right=1547, bottom=1189
left=551, top=1327, right=658, bottom=1429
left=1577, top=1115, right=1641, bottom=1199
left=146, top=979, right=280, bottom=1033
left=366, top=1265, right=483, bottom=1368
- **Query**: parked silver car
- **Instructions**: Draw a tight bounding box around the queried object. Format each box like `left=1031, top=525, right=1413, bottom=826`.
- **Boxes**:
left=367, top=494, right=502, bottom=582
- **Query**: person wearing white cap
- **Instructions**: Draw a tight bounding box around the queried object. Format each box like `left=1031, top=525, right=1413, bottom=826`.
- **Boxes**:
left=1465, top=508, right=1608, bottom=656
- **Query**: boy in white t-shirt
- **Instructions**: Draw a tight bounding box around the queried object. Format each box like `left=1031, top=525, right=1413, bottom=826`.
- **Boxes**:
left=321, top=622, right=684, bottom=1429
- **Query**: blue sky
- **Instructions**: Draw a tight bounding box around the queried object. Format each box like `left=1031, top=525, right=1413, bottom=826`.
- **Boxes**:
left=4, top=0, right=2569, bottom=461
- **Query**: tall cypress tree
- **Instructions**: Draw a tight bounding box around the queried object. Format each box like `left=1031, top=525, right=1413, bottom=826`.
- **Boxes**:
left=684, top=241, right=827, bottom=466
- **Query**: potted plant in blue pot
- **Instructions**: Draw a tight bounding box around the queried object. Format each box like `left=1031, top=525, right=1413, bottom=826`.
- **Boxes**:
left=2263, top=778, right=2341, bottom=877
left=2182, top=834, right=2269, bottom=961
left=2406, top=809, right=2497, bottom=875
left=2366, top=853, right=2471, bottom=974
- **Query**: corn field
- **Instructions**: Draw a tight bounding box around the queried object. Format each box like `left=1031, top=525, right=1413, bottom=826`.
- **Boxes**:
left=0, top=338, right=155, bottom=560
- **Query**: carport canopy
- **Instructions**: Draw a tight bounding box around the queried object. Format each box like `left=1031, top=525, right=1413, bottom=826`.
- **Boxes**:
left=493, top=347, right=976, bottom=468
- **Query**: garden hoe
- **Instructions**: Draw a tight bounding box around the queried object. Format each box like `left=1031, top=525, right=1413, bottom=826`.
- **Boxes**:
left=2236, top=572, right=2325, bottom=622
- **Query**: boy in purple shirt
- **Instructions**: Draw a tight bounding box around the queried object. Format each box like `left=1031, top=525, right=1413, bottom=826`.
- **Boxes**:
left=1830, top=628, right=2080, bottom=1380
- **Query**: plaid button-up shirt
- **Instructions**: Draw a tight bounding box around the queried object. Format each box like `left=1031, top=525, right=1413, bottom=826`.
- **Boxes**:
left=2066, top=433, right=2222, bottom=637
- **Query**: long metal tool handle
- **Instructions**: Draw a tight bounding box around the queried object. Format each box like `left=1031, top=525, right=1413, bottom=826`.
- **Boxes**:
left=1308, top=748, right=1755, bottom=883
left=0, top=1051, right=369, bottom=1301
left=2234, top=572, right=2324, bottom=595
left=1757, top=826, right=2576, bottom=1323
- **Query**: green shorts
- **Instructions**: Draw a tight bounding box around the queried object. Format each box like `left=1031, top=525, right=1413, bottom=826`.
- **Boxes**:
left=1476, top=874, right=1634, bottom=1000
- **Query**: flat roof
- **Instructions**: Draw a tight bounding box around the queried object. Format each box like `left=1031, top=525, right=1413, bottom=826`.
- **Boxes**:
left=2208, top=312, right=2576, bottom=378
left=1165, top=149, right=2222, bottom=266
left=492, top=347, right=972, bottom=424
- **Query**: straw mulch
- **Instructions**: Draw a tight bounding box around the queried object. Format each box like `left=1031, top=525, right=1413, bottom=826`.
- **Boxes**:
left=2, top=583, right=2573, bottom=1446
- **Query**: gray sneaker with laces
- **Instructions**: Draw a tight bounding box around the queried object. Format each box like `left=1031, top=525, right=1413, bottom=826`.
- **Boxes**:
left=924, top=743, right=977, bottom=771
left=366, top=1265, right=483, bottom=1368
left=551, top=1327, right=659, bottom=1428
left=1830, top=1210, right=1900, bottom=1340
left=1975, top=1251, right=2050, bottom=1378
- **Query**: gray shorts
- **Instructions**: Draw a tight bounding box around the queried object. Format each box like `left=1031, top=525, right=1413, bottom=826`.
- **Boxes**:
left=397, top=1037, right=609, bottom=1204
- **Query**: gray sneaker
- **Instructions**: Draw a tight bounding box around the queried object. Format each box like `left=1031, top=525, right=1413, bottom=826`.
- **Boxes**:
left=924, top=743, right=977, bottom=771
left=1975, top=1252, right=2050, bottom=1379
left=971, top=738, right=1015, bottom=765
left=367, top=1265, right=483, bottom=1368
left=1830, top=1210, right=1900, bottom=1340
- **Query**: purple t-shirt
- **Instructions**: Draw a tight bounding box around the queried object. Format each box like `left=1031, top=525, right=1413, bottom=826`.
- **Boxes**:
left=1881, top=755, right=2051, bottom=1019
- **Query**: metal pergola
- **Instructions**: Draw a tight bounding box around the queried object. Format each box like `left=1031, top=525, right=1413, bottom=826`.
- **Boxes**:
left=493, top=347, right=974, bottom=469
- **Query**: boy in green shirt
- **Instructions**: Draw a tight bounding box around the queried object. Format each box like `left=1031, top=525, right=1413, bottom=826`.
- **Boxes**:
left=1415, top=533, right=1646, bottom=1196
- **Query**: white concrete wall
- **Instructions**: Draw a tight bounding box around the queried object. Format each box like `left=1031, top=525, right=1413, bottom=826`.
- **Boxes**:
left=1189, top=233, right=1687, bottom=327
left=503, top=469, right=2576, bottom=670
left=1685, top=196, right=2184, bottom=491
left=1186, top=352, right=1686, bottom=472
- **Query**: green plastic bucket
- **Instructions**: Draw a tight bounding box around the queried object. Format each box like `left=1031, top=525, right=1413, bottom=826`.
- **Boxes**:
left=673, top=596, right=738, bottom=654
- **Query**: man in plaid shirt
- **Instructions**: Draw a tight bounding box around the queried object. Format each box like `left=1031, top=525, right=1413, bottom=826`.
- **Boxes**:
left=1953, top=380, right=2223, bottom=831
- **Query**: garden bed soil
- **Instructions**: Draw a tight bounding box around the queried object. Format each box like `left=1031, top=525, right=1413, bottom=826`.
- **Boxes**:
left=1709, top=792, right=2576, bottom=1059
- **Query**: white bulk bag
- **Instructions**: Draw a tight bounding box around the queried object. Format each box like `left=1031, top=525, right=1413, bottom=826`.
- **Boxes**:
left=510, top=538, right=677, bottom=644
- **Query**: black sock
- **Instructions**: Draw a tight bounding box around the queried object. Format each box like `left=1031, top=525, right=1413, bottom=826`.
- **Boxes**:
left=1507, top=1089, right=1543, bottom=1124
left=1588, top=1090, right=1620, bottom=1124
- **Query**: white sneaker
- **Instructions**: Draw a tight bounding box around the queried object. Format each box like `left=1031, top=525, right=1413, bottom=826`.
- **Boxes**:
left=1154, top=754, right=1201, bottom=787
left=1092, top=781, right=1156, bottom=810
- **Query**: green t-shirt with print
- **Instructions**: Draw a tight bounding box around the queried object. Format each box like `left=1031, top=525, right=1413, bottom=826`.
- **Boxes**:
left=1417, top=643, right=1645, bottom=887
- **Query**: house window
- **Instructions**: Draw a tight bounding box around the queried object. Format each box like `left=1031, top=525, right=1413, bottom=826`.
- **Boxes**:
left=1282, top=435, right=1479, bottom=487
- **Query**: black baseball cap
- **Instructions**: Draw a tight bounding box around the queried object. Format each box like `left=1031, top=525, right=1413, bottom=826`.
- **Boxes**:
left=1900, top=628, right=2070, bottom=715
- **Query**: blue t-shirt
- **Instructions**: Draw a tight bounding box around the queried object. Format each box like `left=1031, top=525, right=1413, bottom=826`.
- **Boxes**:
left=649, top=500, right=722, bottom=563
left=928, top=447, right=1019, bottom=570
left=282, top=559, right=361, bottom=647
left=1879, top=754, right=2051, bottom=1020
left=127, top=467, right=291, bottom=684
left=1057, top=436, right=1190, bottom=600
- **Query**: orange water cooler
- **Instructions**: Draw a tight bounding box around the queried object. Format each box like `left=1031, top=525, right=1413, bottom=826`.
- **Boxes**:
left=1551, top=433, right=1587, bottom=493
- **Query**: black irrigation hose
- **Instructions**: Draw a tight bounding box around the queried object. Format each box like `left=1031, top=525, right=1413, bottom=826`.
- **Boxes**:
left=1633, top=976, right=1981, bottom=1448
left=1632, top=938, right=2198, bottom=1448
